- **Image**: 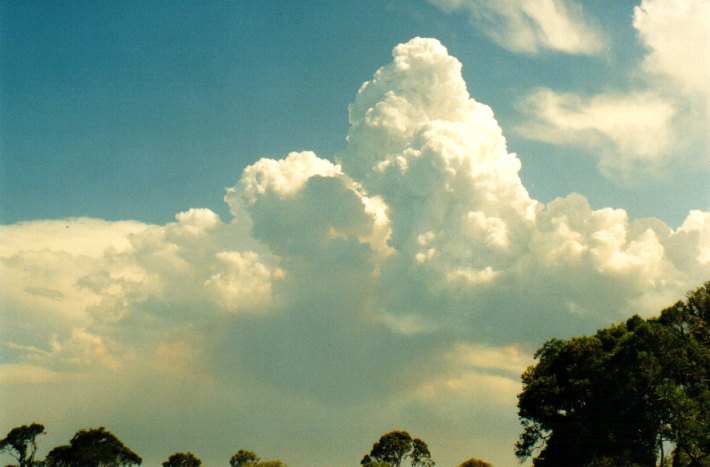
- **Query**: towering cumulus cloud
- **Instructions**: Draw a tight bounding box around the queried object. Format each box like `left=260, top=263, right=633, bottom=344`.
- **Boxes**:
left=1, top=38, right=708, bottom=466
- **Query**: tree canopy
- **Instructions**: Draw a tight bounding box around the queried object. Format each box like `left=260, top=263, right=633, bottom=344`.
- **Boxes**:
left=0, top=422, right=45, bottom=467
left=162, top=451, right=201, bottom=467
left=229, top=449, right=286, bottom=466
left=516, top=281, right=710, bottom=466
left=457, top=459, right=492, bottom=467
left=230, top=449, right=260, bottom=466
left=361, top=430, right=434, bottom=466
left=45, top=427, right=142, bottom=467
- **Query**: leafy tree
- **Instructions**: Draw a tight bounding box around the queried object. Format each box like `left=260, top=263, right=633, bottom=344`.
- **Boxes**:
left=162, top=451, right=201, bottom=466
left=228, top=449, right=286, bottom=466
left=0, top=423, right=45, bottom=467
left=361, top=431, right=434, bottom=466
left=656, top=283, right=710, bottom=466
left=410, top=438, right=434, bottom=467
left=45, top=445, right=73, bottom=467
left=516, top=282, right=710, bottom=466
left=458, top=459, right=492, bottom=467
left=361, top=431, right=411, bottom=466
left=230, top=449, right=260, bottom=466
left=45, top=427, right=141, bottom=466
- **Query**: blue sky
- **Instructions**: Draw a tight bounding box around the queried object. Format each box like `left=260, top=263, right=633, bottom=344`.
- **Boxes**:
left=2, top=0, right=705, bottom=226
left=1, top=1, right=709, bottom=466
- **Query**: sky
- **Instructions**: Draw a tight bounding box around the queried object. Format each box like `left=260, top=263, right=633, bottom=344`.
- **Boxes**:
left=0, top=0, right=708, bottom=465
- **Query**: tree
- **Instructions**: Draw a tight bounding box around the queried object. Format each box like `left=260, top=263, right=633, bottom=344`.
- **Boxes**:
left=229, top=449, right=286, bottom=466
left=410, top=438, right=434, bottom=467
left=361, top=461, right=390, bottom=467
left=162, top=451, right=201, bottom=466
left=230, top=449, right=260, bottom=466
left=516, top=282, right=710, bottom=466
left=458, top=459, right=492, bottom=467
left=656, top=283, right=710, bottom=466
left=45, top=427, right=142, bottom=466
left=0, top=423, right=45, bottom=467
left=361, top=431, right=434, bottom=466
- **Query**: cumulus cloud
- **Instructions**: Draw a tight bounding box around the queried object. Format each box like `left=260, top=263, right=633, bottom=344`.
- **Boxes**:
left=428, top=0, right=606, bottom=55
left=0, top=209, right=278, bottom=373
left=1, top=36, right=708, bottom=466
left=517, top=0, right=710, bottom=184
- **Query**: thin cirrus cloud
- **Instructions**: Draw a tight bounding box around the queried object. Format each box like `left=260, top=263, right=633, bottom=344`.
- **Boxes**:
left=515, top=0, right=710, bottom=185
left=1, top=37, right=709, bottom=466
left=427, top=0, right=607, bottom=55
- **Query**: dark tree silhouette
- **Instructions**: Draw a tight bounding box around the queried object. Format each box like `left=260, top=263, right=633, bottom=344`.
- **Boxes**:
left=0, top=423, right=45, bottom=467
left=458, top=459, right=492, bottom=467
left=516, top=281, right=710, bottom=466
left=45, top=427, right=142, bottom=466
left=361, top=430, right=434, bottom=466
left=162, top=451, right=201, bottom=466
left=410, top=438, right=434, bottom=467
left=230, top=449, right=260, bottom=466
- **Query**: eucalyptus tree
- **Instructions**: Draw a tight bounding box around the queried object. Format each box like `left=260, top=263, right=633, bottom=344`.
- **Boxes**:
left=516, top=282, right=709, bottom=466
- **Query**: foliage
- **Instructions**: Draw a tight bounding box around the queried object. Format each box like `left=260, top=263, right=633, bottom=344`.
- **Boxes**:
left=458, top=458, right=492, bottom=467
left=361, top=461, right=391, bottom=467
left=230, top=449, right=260, bottom=466
left=162, top=451, right=201, bottom=466
left=0, top=423, right=45, bottom=467
left=228, top=449, right=286, bottom=466
left=361, top=430, right=434, bottom=466
left=516, top=281, right=710, bottom=466
left=410, top=438, right=434, bottom=467
left=45, top=427, right=142, bottom=466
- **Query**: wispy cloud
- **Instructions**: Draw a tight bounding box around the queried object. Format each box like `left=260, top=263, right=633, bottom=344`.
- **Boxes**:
left=516, top=0, right=710, bottom=185
left=428, top=0, right=606, bottom=55
left=517, top=89, right=677, bottom=183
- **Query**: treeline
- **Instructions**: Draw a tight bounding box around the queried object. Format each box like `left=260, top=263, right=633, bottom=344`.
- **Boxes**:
left=0, top=424, right=491, bottom=467
left=2, top=282, right=708, bottom=467
left=0, top=424, right=289, bottom=466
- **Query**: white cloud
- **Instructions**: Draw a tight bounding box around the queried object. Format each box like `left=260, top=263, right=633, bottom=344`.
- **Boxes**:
left=0, top=208, right=281, bottom=373
left=428, top=0, right=606, bottom=55
left=205, top=250, right=284, bottom=312
left=235, top=151, right=342, bottom=205
left=634, top=0, right=710, bottom=100
left=0, top=218, right=147, bottom=258
left=1, top=36, right=708, bottom=466
left=517, top=89, right=677, bottom=183
left=516, top=0, right=710, bottom=184
left=174, top=208, right=221, bottom=235
left=673, top=210, right=710, bottom=267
